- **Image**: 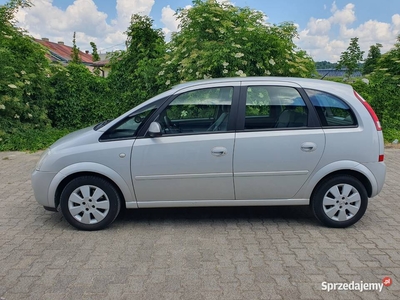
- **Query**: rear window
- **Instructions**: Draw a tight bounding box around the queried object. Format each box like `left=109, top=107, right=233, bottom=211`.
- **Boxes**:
left=306, top=89, right=357, bottom=127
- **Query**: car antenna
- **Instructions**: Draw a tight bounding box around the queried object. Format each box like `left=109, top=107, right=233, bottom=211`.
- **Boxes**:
left=321, top=70, right=330, bottom=80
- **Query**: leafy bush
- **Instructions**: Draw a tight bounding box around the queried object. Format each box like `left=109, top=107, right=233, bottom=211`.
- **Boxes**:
left=0, top=127, right=70, bottom=151
left=367, top=74, right=400, bottom=142
left=48, top=63, right=114, bottom=129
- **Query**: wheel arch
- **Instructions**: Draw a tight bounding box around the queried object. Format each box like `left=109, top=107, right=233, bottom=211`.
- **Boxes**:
left=310, top=170, right=372, bottom=204
left=297, top=160, right=377, bottom=202
left=55, top=172, right=127, bottom=210
left=48, top=162, right=137, bottom=210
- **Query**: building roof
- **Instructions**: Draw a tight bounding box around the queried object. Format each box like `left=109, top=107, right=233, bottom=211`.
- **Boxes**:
left=35, top=38, right=93, bottom=64
left=91, top=58, right=110, bottom=67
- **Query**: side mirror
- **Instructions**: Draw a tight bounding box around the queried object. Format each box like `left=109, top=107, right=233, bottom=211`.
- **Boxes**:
left=148, top=122, right=162, bottom=137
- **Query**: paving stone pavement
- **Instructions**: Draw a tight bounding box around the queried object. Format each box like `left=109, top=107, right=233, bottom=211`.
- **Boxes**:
left=0, top=149, right=399, bottom=300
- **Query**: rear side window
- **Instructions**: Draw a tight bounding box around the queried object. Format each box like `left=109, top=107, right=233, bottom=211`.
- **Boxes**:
left=306, top=89, right=357, bottom=127
left=245, top=86, right=308, bottom=130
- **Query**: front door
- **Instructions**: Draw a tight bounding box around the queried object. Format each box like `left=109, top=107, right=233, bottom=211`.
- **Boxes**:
left=131, top=86, right=237, bottom=205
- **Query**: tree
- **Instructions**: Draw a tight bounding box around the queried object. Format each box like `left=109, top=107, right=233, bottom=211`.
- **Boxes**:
left=0, top=0, right=31, bottom=25
left=0, top=0, right=53, bottom=146
left=363, top=43, right=382, bottom=75
left=315, top=61, right=337, bottom=69
left=90, top=41, right=100, bottom=62
left=90, top=41, right=101, bottom=75
left=161, top=0, right=316, bottom=86
left=336, top=37, right=364, bottom=78
left=71, top=31, right=81, bottom=63
left=107, top=14, right=166, bottom=114
left=377, top=35, right=400, bottom=77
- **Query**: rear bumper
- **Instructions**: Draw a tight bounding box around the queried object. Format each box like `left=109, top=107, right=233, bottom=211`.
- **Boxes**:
left=363, top=161, right=386, bottom=197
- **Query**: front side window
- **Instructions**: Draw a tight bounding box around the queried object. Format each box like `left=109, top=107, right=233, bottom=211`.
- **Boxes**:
left=306, top=89, right=357, bottom=127
left=156, top=87, right=233, bottom=135
left=100, top=100, right=161, bottom=140
left=244, top=86, right=308, bottom=130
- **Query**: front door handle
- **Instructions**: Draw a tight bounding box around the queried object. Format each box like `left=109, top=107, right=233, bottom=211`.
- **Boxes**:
left=301, top=142, right=317, bottom=152
left=211, top=147, right=227, bottom=156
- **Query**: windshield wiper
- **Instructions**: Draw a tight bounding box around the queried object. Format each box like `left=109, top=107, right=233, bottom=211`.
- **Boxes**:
left=94, top=119, right=113, bottom=131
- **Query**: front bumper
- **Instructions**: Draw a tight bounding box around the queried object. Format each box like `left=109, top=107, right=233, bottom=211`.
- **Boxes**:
left=31, top=169, right=57, bottom=208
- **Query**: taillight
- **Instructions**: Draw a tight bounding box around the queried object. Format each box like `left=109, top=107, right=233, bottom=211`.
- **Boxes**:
left=354, top=91, right=381, bottom=131
left=379, top=154, right=384, bottom=162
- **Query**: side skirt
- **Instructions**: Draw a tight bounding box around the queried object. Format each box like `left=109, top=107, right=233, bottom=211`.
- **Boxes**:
left=134, top=199, right=309, bottom=209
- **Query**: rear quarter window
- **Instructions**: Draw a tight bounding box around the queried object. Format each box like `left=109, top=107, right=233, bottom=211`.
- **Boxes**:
left=305, top=89, right=357, bottom=127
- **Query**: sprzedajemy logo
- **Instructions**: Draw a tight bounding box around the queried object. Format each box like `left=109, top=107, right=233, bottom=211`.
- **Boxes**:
left=321, top=277, right=393, bottom=293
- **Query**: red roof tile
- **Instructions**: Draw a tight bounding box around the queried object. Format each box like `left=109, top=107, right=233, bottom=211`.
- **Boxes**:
left=35, top=39, right=93, bottom=64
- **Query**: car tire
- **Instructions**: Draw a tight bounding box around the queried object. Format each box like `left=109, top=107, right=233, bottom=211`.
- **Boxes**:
left=311, top=175, right=368, bottom=228
left=60, top=176, right=121, bottom=231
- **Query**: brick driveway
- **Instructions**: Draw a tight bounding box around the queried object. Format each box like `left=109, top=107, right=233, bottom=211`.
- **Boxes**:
left=0, top=149, right=399, bottom=299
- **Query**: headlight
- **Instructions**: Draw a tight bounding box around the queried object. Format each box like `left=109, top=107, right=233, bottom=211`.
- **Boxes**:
left=35, top=148, right=51, bottom=171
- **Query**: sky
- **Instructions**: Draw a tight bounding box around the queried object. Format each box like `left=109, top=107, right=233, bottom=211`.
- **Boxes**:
left=2, top=0, right=400, bottom=62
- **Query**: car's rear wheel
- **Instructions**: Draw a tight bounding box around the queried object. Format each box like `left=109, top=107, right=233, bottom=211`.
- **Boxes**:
left=311, top=175, right=368, bottom=228
left=60, top=176, right=121, bottom=231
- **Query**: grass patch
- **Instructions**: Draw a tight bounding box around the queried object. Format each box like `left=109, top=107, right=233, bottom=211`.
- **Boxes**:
left=0, top=128, right=72, bottom=152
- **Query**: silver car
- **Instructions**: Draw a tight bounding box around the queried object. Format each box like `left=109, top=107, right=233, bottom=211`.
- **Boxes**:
left=31, top=77, right=386, bottom=230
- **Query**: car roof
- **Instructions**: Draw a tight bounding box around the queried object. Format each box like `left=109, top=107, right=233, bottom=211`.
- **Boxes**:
left=172, top=76, right=352, bottom=93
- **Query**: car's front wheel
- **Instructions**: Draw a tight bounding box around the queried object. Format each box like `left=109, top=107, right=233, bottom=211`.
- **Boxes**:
left=60, top=176, right=121, bottom=231
left=311, top=175, right=368, bottom=228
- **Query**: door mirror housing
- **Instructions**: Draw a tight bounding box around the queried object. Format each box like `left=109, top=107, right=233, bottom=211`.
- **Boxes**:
left=148, top=122, right=162, bottom=137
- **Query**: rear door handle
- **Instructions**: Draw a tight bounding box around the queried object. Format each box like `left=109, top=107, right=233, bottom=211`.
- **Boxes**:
left=211, top=147, right=227, bottom=156
left=301, top=142, right=317, bottom=152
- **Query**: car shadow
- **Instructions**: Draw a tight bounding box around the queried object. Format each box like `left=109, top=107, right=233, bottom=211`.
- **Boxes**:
left=115, top=205, right=317, bottom=226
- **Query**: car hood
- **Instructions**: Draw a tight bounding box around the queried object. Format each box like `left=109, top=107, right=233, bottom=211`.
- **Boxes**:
left=50, top=126, right=100, bottom=151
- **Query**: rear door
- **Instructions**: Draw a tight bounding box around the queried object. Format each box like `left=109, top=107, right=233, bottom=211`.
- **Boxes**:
left=233, top=82, right=326, bottom=200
